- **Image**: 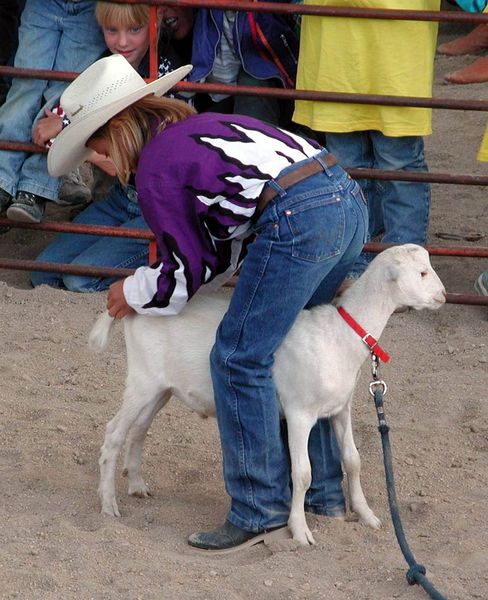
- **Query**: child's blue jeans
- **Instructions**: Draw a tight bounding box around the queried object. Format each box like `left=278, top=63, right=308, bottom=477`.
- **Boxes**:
left=210, top=150, right=368, bottom=532
left=325, top=130, right=430, bottom=279
left=31, top=182, right=149, bottom=292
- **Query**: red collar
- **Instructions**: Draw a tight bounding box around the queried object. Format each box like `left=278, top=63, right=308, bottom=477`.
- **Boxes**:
left=337, top=306, right=390, bottom=363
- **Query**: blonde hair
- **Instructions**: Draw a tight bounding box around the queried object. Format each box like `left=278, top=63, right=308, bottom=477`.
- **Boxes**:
left=95, top=1, right=149, bottom=29
left=89, top=95, right=196, bottom=185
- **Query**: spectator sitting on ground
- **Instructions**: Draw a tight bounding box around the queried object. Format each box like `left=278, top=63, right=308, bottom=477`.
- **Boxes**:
left=31, top=1, right=194, bottom=293
left=0, top=0, right=105, bottom=224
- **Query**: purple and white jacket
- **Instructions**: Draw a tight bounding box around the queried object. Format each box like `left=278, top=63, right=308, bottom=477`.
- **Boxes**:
left=125, top=112, right=322, bottom=316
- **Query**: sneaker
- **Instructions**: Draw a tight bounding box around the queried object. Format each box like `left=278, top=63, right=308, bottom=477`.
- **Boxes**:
left=474, top=271, right=488, bottom=296
left=0, top=188, right=12, bottom=213
left=7, top=191, right=46, bottom=223
left=58, top=164, right=93, bottom=206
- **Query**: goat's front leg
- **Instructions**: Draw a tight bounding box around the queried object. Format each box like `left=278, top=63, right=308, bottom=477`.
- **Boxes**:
left=122, top=392, right=170, bottom=498
left=286, top=413, right=316, bottom=545
left=332, top=405, right=381, bottom=529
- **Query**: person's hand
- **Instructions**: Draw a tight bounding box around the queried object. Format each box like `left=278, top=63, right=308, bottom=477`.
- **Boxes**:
left=88, top=151, right=117, bottom=177
left=33, top=108, right=63, bottom=146
left=107, top=279, right=135, bottom=319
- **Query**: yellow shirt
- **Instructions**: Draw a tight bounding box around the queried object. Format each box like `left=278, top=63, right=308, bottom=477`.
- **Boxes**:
left=478, top=125, right=488, bottom=161
left=293, top=1, right=440, bottom=136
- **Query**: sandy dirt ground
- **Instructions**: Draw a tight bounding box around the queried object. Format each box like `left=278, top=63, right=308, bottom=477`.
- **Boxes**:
left=1, top=28, right=488, bottom=600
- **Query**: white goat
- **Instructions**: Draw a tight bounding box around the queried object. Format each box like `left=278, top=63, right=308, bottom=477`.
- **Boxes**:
left=89, top=244, right=445, bottom=545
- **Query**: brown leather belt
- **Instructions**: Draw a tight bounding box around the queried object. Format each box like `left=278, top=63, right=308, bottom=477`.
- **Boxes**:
left=256, top=153, right=338, bottom=218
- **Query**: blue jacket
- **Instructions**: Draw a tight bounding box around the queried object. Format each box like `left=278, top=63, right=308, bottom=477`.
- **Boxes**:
left=189, top=3, right=299, bottom=88
left=455, top=0, right=487, bottom=10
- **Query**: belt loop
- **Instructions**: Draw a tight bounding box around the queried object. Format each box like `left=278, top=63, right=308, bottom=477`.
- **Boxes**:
left=314, top=149, right=334, bottom=177
left=266, top=178, right=287, bottom=199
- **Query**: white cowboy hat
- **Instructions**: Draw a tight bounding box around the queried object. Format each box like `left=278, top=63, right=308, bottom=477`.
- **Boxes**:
left=48, top=54, right=192, bottom=177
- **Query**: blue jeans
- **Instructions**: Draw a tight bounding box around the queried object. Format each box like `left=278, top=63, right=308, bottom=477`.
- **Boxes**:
left=31, top=182, right=150, bottom=292
left=234, top=70, right=292, bottom=128
left=210, top=150, right=368, bottom=532
left=0, top=0, right=105, bottom=200
left=325, top=131, right=430, bottom=278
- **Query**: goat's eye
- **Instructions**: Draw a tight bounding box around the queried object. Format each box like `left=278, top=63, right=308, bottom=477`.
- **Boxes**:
left=420, top=271, right=428, bottom=278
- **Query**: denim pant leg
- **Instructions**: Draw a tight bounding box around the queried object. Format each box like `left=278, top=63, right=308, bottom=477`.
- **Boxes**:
left=210, top=157, right=367, bottom=532
left=15, top=0, right=105, bottom=200
left=64, top=215, right=149, bottom=293
left=325, top=132, right=376, bottom=212
left=234, top=70, right=287, bottom=127
left=32, top=183, right=149, bottom=292
left=0, top=3, right=57, bottom=195
left=371, top=131, right=430, bottom=246
left=325, top=131, right=382, bottom=279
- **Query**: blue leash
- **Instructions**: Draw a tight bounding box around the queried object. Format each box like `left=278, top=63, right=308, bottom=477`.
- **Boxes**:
left=369, top=355, right=447, bottom=600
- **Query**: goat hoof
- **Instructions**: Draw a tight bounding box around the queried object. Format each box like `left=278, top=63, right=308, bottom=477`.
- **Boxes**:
left=101, top=504, right=121, bottom=518
left=130, top=489, right=151, bottom=498
left=291, top=528, right=316, bottom=546
left=361, top=513, right=382, bottom=530
left=128, top=478, right=150, bottom=498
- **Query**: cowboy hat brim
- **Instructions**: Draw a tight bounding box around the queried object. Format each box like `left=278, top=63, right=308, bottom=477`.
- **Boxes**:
left=48, top=64, right=192, bottom=178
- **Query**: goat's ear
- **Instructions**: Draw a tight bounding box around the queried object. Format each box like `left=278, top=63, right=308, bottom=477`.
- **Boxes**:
left=385, top=260, right=402, bottom=282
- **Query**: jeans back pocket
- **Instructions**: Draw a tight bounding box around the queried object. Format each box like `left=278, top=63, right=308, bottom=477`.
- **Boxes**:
left=285, top=196, right=345, bottom=262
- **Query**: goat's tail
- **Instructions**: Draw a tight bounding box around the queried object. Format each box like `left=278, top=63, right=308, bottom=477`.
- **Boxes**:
left=88, top=311, right=116, bottom=352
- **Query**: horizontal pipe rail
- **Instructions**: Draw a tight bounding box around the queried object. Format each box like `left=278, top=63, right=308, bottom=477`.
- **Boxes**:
left=179, top=82, right=488, bottom=112
left=110, top=1, right=488, bottom=24
left=0, top=257, right=134, bottom=279
left=444, top=293, right=488, bottom=306
left=2, top=151, right=488, bottom=186
left=0, top=140, right=46, bottom=154
left=345, top=168, right=488, bottom=187
left=0, top=218, right=153, bottom=239
left=364, top=242, right=488, bottom=258
left=1, top=254, right=484, bottom=307
left=1, top=216, right=487, bottom=260
left=3, top=67, right=488, bottom=113
left=2, top=218, right=488, bottom=257
left=0, top=65, right=77, bottom=83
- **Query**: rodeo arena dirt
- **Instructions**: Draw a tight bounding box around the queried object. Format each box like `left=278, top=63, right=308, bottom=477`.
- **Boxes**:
left=1, top=12, right=488, bottom=600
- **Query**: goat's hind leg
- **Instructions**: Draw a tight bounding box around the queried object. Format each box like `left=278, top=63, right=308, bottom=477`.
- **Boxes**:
left=98, top=384, right=162, bottom=517
left=332, top=406, right=381, bottom=529
left=122, top=391, right=170, bottom=498
left=286, top=413, right=317, bottom=545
